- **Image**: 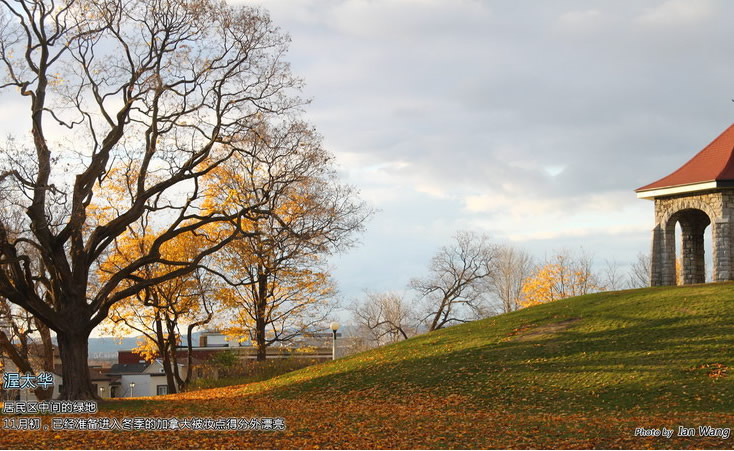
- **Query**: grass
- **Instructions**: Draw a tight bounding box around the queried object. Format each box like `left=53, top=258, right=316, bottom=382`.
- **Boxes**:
left=5, top=283, right=734, bottom=449
left=255, top=283, right=734, bottom=414
left=188, top=357, right=324, bottom=390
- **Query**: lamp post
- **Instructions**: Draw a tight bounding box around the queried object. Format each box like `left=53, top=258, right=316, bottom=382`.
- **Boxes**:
left=129, top=382, right=135, bottom=397
left=329, top=322, right=339, bottom=360
left=99, top=386, right=105, bottom=398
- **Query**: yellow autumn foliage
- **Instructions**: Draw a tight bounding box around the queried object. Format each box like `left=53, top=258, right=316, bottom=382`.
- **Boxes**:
left=519, top=257, right=599, bottom=308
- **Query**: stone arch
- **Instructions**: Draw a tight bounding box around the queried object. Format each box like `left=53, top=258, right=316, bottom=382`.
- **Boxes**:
left=663, top=208, right=710, bottom=284
left=650, top=192, right=732, bottom=286
left=658, top=197, right=720, bottom=230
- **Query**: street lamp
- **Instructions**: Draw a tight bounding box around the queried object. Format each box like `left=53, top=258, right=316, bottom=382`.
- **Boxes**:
left=329, top=322, right=339, bottom=360
left=129, top=382, right=135, bottom=397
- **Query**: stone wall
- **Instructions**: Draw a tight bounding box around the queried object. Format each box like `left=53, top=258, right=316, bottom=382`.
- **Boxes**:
left=650, top=189, right=734, bottom=285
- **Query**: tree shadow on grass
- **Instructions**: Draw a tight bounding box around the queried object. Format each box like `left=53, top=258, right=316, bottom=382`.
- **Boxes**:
left=254, top=312, right=734, bottom=414
left=99, top=287, right=734, bottom=417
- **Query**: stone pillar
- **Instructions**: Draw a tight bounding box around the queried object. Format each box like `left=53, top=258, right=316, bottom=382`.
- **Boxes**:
left=713, top=219, right=731, bottom=282
left=693, top=226, right=706, bottom=283
left=661, top=222, right=677, bottom=286
left=679, top=215, right=707, bottom=284
left=650, top=225, right=664, bottom=286
left=687, top=223, right=706, bottom=284
left=680, top=221, right=695, bottom=284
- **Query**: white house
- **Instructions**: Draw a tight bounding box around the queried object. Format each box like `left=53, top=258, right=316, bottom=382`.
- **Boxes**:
left=108, top=360, right=184, bottom=398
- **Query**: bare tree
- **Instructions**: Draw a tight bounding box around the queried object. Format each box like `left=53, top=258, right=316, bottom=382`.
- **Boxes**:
left=543, top=248, right=597, bottom=297
left=627, top=252, right=651, bottom=288
left=601, top=259, right=625, bottom=291
left=0, top=0, right=304, bottom=398
left=490, top=244, right=533, bottom=313
left=411, top=231, right=497, bottom=331
left=352, top=291, right=416, bottom=347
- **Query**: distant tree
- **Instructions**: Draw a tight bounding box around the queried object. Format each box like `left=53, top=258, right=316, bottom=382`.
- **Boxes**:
left=520, top=249, right=599, bottom=307
left=601, top=259, right=625, bottom=291
left=352, top=292, right=416, bottom=346
left=216, top=262, right=337, bottom=361
left=627, top=252, right=651, bottom=288
left=490, top=245, right=533, bottom=313
left=210, top=122, right=371, bottom=360
left=412, top=231, right=497, bottom=331
left=210, top=350, right=238, bottom=370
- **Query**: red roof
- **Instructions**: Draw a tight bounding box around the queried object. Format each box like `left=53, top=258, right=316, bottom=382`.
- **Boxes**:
left=637, top=123, right=734, bottom=192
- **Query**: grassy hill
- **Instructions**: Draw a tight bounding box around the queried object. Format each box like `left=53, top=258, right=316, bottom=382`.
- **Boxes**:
left=255, top=282, right=734, bottom=414
left=7, top=283, right=734, bottom=449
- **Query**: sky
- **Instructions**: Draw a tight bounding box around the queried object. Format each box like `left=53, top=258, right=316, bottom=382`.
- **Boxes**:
left=238, top=0, right=734, bottom=308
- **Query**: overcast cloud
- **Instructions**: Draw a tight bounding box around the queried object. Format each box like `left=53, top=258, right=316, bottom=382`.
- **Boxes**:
left=238, top=0, right=734, bottom=304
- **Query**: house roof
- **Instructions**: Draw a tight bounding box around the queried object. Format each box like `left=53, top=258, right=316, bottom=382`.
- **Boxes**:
left=108, top=363, right=149, bottom=374
left=637, top=123, right=734, bottom=194
left=51, top=364, right=113, bottom=381
left=90, top=367, right=113, bottom=382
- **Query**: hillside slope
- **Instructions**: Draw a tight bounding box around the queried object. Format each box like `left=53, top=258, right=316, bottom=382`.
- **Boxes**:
left=241, top=282, right=734, bottom=414
left=6, top=283, right=734, bottom=449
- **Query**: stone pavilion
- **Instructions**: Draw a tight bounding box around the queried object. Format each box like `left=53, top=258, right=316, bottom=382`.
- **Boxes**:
left=636, top=123, right=734, bottom=286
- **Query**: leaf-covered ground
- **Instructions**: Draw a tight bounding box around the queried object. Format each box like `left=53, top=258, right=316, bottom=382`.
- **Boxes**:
left=3, top=283, right=734, bottom=449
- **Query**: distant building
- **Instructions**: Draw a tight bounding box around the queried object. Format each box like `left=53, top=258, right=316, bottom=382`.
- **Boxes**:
left=106, top=360, right=184, bottom=398
left=118, top=330, right=340, bottom=366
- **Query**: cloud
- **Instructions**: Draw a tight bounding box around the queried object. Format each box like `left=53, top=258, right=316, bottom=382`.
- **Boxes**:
left=637, top=0, right=714, bottom=26
left=327, top=0, right=493, bottom=41
left=506, top=224, right=650, bottom=242
left=462, top=190, right=644, bottom=235
left=555, top=9, right=606, bottom=33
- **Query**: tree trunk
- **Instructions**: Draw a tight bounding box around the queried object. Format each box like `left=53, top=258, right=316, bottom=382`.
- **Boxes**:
left=429, top=301, right=445, bottom=332
left=255, top=270, right=268, bottom=361
left=255, top=317, right=267, bottom=361
left=180, top=323, right=200, bottom=392
left=398, top=327, right=408, bottom=340
left=0, top=330, right=33, bottom=373
left=161, top=344, right=177, bottom=394
left=57, top=331, right=97, bottom=400
left=255, top=337, right=267, bottom=361
left=33, top=383, right=54, bottom=401
left=156, top=318, right=177, bottom=394
left=172, top=345, right=187, bottom=393
left=35, top=320, right=55, bottom=400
